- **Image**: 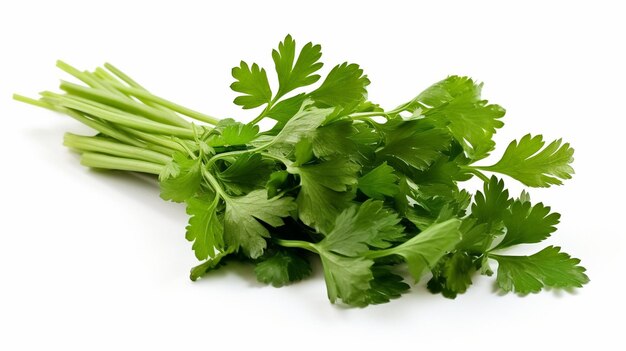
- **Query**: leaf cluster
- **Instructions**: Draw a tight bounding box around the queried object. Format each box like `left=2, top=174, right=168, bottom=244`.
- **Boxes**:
left=20, top=35, right=587, bottom=307
left=164, top=35, right=586, bottom=306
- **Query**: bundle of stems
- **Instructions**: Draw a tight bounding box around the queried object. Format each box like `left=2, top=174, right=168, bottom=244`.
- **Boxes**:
left=15, top=61, right=219, bottom=175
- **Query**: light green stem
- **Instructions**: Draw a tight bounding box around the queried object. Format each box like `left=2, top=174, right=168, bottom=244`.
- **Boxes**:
left=107, top=81, right=220, bottom=125
left=95, top=66, right=181, bottom=118
left=64, top=133, right=171, bottom=164
left=80, top=152, right=163, bottom=175
left=60, top=80, right=191, bottom=128
left=48, top=93, right=195, bottom=138
left=274, top=239, right=318, bottom=253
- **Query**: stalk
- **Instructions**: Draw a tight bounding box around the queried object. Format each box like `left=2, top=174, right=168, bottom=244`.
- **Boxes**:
left=45, top=93, right=196, bottom=138
left=64, top=133, right=172, bottom=164
left=80, top=153, right=164, bottom=175
left=274, top=239, right=318, bottom=253
left=106, top=81, right=220, bottom=125
left=60, top=80, right=191, bottom=128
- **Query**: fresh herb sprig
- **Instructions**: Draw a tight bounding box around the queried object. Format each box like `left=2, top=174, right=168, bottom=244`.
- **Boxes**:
left=14, top=35, right=588, bottom=307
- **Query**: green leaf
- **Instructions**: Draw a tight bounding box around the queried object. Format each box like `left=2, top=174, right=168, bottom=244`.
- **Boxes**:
left=230, top=61, right=272, bottom=109
left=415, top=76, right=505, bottom=160
left=471, top=176, right=513, bottom=225
left=375, top=219, right=462, bottom=282
left=319, top=250, right=373, bottom=306
left=293, top=137, right=314, bottom=165
left=272, top=34, right=323, bottom=98
left=310, top=119, right=357, bottom=158
left=357, top=162, right=399, bottom=199
left=290, top=158, right=360, bottom=232
left=266, top=170, right=290, bottom=198
left=456, top=218, right=490, bottom=250
left=376, top=119, right=450, bottom=171
left=427, top=251, right=475, bottom=298
left=271, top=106, right=333, bottom=147
left=185, top=193, right=223, bottom=260
left=492, top=246, right=589, bottom=294
left=224, top=190, right=296, bottom=258
left=190, top=249, right=232, bottom=281
left=309, top=62, right=370, bottom=108
left=267, top=93, right=307, bottom=126
left=494, top=201, right=560, bottom=249
left=319, top=199, right=404, bottom=256
left=365, top=265, right=410, bottom=305
left=159, top=153, right=203, bottom=203
left=254, top=250, right=312, bottom=287
left=209, top=121, right=259, bottom=147
left=478, top=134, right=575, bottom=187
left=217, top=153, right=274, bottom=195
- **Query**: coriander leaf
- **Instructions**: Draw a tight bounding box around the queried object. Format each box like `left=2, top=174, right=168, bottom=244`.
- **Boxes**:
left=319, top=250, right=373, bottom=306
left=319, top=199, right=404, bottom=256
left=471, top=176, right=512, bottom=225
left=217, top=153, right=274, bottom=195
left=266, top=170, right=290, bottom=198
left=224, top=189, right=296, bottom=258
left=310, top=119, right=357, bottom=158
left=415, top=76, right=505, bottom=160
left=427, top=251, right=475, bottom=298
left=456, top=218, right=490, bottom=250
left=254, top=249, right=312, bottom=287
left=357, top=162, right=399, bottom=199
left=376, top=119, right=450, bottom=171
left=309, top=62, right=370, bottom=108
left=293, top=157, right=359, bottom=193
left=393, top=175, right=412, bottom=216
left=477, top=134, right=575, bottom=187
left=185, top=193, right=223, bottom=260
left=405, top=188, right=471, bottom=231
left=230, top=61, right=272, bottom=109
left=290, top=158, right=360, bottom=232
left=272, top=34, right=323, bottom=98
left=492, top=246, right=589, bottom=294
left=494, top=201, right=560, bottom=250
left=190, top=249, right=232, bottom=281
left=365, top=265, right=410, bottom=305
left=271, top=106, right=333, bottom=147
left=410, top=152, right=471, bottom=187
left=296, top=181, right=354, bottom=234
left=293, top=137, right=314, bottom=165
left=159, top=152, right=202, bottom=202
left=371, top=219, right=461, bottom=282
left=267, top=93, right=307, bottom=126
left=209, top=121, right=259, bottom=147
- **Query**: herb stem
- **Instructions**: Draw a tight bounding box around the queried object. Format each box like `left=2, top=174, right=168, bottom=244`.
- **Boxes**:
left=64, top=133, right=171, bottom=164
left=80, top=152, right=163, bottom=175
left=100, top=63, right=186, bottom=118
left=107, top=81, right=220, bottom=125
left=260, top=152, right=293, bottom=167
left=249, top=96, right=280, bottom=125
left=274, top=239, right=318, bottom=253
left=60, top=80, right=191, bottom=128
left=48, top=93, right=196, bottom=138
left=201, top=168, right=230, bottom=200
left=462, top=166, right=490, bottom=182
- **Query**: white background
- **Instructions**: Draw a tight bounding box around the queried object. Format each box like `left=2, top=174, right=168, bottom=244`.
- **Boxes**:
left=1, top=0, right=624, bottom=349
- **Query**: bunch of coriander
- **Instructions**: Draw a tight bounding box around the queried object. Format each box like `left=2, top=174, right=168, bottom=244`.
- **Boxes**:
left=15, top=35, right=588, bottom=307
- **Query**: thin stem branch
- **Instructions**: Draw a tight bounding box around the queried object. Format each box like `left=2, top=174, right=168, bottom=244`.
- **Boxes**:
left=274, top=239, right=318, bottom=253
left=461, top=166, right=490, bottom=183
